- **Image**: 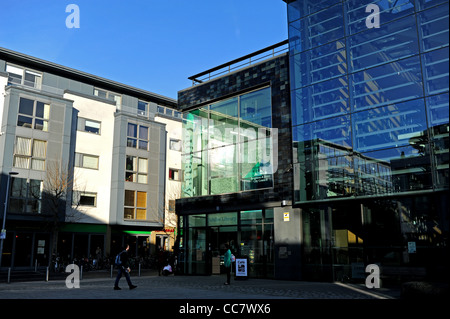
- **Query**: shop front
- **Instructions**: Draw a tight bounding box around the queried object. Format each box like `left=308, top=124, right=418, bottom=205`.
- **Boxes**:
left=177, top=209, right=274, bottom=278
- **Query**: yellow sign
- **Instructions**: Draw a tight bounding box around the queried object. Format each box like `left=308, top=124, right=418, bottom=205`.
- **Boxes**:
left=284, top=212, right=289, bottom=222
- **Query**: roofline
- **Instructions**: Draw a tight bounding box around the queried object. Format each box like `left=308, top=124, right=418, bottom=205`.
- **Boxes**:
left=0, top=47, right=177, bottom=107
left=187, top=39, right=289, bottom=83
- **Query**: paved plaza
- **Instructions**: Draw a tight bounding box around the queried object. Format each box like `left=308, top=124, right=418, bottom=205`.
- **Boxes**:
left=0, top=270, right=400, bottom=300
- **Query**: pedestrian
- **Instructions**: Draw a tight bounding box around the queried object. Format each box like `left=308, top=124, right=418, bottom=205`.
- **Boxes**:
left=162, top=262, right=172, bottom=276
left=223, top=243, right=232, bottom=285
left=114, top=244, right=137, bottom=290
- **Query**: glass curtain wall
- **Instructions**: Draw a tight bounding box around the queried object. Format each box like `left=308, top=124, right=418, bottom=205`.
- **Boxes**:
left=288, top=0, right=449, bottom=202
left=181, top=87, right=274, bottom=197
left=288, top=0, right=449, bottom=282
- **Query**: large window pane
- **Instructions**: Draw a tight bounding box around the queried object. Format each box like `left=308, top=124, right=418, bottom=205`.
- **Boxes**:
left=352, top=99, right=428, bottom=152
left=15, top=137, right=31, bottom=155
left=418, top=3, right=449, bottom=52
left=138, top=158, right=148, bottom=173
left=139, top=126, right=148, bottom=139
left=32, top=140, right=47, bottom=158
left=346, top=0, right=415, bottom=35
left=421, top=47, right=449, bottom=95
left=124, top=190, right=135, bottom=206
left=127, top=123, right=137, bottom=138
left=82, top=155, right=99, bottom=169
left=355, top=146, right=432, bottom=194
left=291, top=76, right=349, bottom=126
left=240, top=88, right=271, bottom=127
left=296, top=40, right=347, bottom=87
left=348, top=15, right=419, bottom=72
left=298, top=4, right=344, bottom=51
left=351, top=56, right=423, bottom=111
left=293, top=115, right=352, bottom=152
left=19, top=98, right=34, bottom=116
left=209, top=113, right=238, bottom=147
left=209, top=144, right=238, bottom=195
left=210, top=97, right=238, bottom=118
left=427, top=93, right=449, bottom=189
left=136, top=191, right=147, bottom=208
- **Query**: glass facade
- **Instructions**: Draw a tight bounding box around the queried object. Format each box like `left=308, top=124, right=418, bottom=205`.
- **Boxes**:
left=288, top=0, right=449, bottom=282
left=178, top=209, right=274, bottom=277
left=288, top=0, right=449, bottom=202
left=181, top=87, right=275, bottom=197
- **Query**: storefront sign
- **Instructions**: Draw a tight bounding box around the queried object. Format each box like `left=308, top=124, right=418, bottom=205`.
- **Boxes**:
left=236, top=258, right=247, bottom=277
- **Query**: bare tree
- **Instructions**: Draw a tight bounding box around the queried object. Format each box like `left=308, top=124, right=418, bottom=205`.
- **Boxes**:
left=41, top=160, right=83, bottom=255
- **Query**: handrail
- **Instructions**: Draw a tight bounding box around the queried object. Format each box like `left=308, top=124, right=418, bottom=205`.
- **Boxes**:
left=188, top=39, right=289, bottom=85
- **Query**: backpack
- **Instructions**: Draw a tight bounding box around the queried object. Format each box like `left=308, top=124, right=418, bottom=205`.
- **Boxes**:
left=115, top=251, right=123, bottom=266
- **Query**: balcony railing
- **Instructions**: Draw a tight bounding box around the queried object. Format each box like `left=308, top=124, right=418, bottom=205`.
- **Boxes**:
left=188, top=39, right=289, bottom=86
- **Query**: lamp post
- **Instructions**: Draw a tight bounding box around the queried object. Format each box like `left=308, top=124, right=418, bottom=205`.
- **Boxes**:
left=0, top=171, right=19, bottom=268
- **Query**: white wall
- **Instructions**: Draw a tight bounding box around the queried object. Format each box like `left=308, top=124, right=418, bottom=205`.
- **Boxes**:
left=155, top=115, right=182, bottom=227
left=64, top=92, right=116, bottom=224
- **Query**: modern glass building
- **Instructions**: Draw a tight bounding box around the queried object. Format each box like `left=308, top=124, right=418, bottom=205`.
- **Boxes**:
left=176, top=42, right=296, bottom=279
left=287, top=0, right=449, bottom=282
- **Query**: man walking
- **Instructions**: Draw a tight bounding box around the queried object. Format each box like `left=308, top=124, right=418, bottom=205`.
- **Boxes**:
left=114, top=244, right=137, bottom=290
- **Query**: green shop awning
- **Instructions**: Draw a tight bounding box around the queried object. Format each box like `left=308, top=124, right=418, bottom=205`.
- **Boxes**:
left=60, top=224, right=107, bottom=233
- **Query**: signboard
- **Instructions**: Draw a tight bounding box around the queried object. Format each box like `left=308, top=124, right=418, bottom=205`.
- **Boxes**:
left=284, top=212, right=290, bottom=222
left=0, top=229, right=6, bottom=240
left=235, top=258, right=247, bottom=277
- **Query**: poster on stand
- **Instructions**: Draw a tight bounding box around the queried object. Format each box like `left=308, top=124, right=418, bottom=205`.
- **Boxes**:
left=236, top=258, right=247, bottom=277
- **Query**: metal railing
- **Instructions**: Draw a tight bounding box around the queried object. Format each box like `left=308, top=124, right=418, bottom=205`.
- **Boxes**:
left=188, top=39, right=289, bottom=86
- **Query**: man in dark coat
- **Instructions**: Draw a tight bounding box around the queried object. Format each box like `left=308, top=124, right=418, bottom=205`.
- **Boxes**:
left=114, top=244, right=137, bottom=290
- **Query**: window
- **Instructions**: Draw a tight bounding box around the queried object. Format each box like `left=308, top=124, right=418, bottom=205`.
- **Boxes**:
left=77, top=118, right=101, bottom=134
left=9, top=177, right=42, bottom=214
left=127, top=123, right=149, bottom=150
left=94, top=88, right=122, bottom=105
left=169, top=168, right=181, bottom=181
left=13, top=137, right=47, bottom=171
left=75, top=153, right=99, bottom=169
left=169, top=139, right=182, bottom=151
left=124, top=190, right=147, bottom=220
left=73, top=191, right=97, bottom=207
left=17, top=97, right=49, bottom=131
left=126, top=156, right=148, bottom=183
left=138, top=101, right=148, bottom=117
left=6, top=64, right=42, bottom=89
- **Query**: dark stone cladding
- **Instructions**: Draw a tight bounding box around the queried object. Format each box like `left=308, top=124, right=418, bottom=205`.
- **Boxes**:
left=176, top=53, right=292, bottom=215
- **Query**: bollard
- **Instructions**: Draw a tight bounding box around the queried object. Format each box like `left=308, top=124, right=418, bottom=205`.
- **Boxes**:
left=35, top=259, right=38, bottom=272
left=80, top=265, right=83, bottom=280
left=46, top=267, right=49, bottom=282
left=111, top=264, right=113, bottom=278
left=7, top=268, right=11, bottom=284
left=139, top=263, right=141, bottom=277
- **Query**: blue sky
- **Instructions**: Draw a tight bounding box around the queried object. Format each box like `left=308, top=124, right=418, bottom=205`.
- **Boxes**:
left=0, top=1, right=288, bottom=100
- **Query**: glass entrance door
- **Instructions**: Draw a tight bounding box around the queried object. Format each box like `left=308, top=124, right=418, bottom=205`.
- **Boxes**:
left=208, top=226, right=238, bottom=274
left=188, top=228, right=206, bottom=275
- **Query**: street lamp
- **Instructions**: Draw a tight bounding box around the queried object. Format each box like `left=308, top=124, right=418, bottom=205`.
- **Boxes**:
left=0, top=171, right=19, bottom=268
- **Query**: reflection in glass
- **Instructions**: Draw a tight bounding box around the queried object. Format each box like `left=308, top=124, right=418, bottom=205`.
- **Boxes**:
left=182, top=87, right=274, bottom=197
left=351, top=56, right=423, bottom=111
left=352, top=99, right=427, bottom=153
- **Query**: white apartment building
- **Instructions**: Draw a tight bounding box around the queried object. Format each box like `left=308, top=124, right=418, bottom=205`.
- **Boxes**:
left=0, top=47, right=180, bottom=268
